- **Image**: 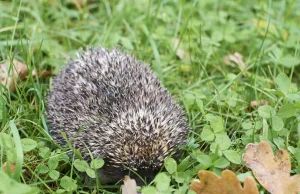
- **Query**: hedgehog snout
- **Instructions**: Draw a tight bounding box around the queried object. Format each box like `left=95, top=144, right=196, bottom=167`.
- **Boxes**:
left=129, top=168, right=159, bottom=186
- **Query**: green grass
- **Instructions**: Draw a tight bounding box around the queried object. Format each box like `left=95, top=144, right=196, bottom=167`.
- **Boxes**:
left=0, top=0, right=300, bottom=193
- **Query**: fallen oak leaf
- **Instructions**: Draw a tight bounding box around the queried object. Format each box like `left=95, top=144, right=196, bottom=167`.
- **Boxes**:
left=223, top=53, right=274, bottom=85
left=189, top=170, right=259, bottom=194
left=0, top=59, right=51, bottom=91
left=172, top=38, right=185, bottom=60
left=72, top=0, right=85, bottom=10
left=171, top=38, right=192, bottom=73
left=242, top=141, right=300, bottom=194
left=122, top=176, right=137, bottom=194
left=31, top=69, right=53, bottom=79
left=223, top=52, right=247, bottom=69
left=3, top=161, right=16, bottom=174
left=246, top=99, right=269, bottom=113
left=250, top=99, right=269, bottom=108
left=0, top=59, right=28, bottom=91
left=171, top=38, right=191, bottom=64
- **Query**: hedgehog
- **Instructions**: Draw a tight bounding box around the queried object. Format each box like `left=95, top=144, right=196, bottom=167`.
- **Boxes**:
left=46, top=47, right=189, bottom=184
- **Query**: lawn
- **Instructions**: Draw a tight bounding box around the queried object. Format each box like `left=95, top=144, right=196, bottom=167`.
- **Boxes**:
left=0, top=0, right=300, bottom=193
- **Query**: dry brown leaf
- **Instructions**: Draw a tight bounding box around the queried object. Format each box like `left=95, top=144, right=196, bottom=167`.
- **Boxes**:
left=0, top=59, right=28, bottom=91
left=223, top=52, right=247, bottom=69
left=31, top=69, right=53, bottom=78
left=172, top=38, right=185, bottom=59
left=3, top=162, right=16, bottom=174
left=242, top=141, right=300, bottom=194
left=189, top=170, right=259, bottom=194
left=250, top=99, right=269, bottom=108
left=72, top=0, right=85, bottom=10
left=121, top=176, right=137, bottom=194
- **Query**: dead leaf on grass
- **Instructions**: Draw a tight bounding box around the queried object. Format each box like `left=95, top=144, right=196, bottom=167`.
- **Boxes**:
left=0, top=59, right=52, bottom=92
left=72, top=0, right=85, bottom=10
left=242, top=141, right=300, bottom=194
left=121, top=176, right=137, bottom=194
left=250, top=99, right=269, bottom=108
left=3, top=162, right=16, bottom=174
left=31, top=69, right=53, bottom=78
left=0, top=59, right=28, bottom=91
left=172, top=38, right=185, bottom=59
left=171, top=38, right=191, bottom=72
left=189, top=170, right=259, bottom=194
left=223, top=52, right=247, bottom=69
left=172, top=37, right=191, bottom=62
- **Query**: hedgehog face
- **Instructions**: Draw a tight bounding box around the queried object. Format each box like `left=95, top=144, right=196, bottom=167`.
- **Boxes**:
left=96, top=162, right=159, bottom=185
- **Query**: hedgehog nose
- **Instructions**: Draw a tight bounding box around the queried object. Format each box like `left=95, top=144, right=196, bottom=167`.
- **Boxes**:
left=135, top=178, right=146, bottom=187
